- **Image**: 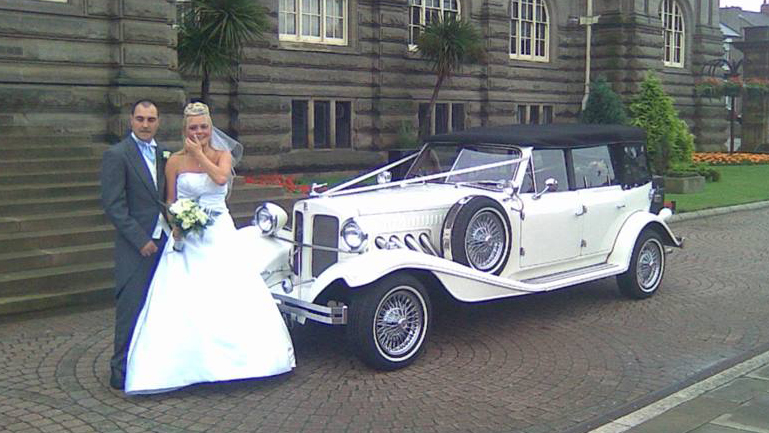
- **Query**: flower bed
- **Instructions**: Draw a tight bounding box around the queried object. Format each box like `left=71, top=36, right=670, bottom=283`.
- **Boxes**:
left=244, top=174, right=311, bottom=194
left=693, top=152, right=769, bottom=165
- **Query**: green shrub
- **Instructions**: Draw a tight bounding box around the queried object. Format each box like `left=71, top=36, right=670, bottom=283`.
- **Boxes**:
left=397, top=121, right=420, bottom=149
left=629, top=73, right=693, bottom=175
left=667, top=161, right=720, bottom=182
left=671, top=118, right=695, bottom=164
left=580, top=77, right=628, bottom=125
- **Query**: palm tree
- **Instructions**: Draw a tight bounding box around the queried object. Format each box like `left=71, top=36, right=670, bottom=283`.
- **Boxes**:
left=415, top=16, right=484, bottom=139
left=177, top=0, right=268, bottom=105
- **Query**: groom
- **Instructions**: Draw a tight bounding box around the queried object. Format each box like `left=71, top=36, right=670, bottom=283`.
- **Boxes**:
left=101, top=100, right=169, bottom=390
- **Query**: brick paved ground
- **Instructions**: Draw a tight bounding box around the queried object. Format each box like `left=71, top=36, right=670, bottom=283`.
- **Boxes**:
left=1, top=208, right=768, bottom=433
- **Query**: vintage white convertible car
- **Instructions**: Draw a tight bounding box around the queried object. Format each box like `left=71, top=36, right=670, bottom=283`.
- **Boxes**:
left=248, top=124, right=683, bottom=370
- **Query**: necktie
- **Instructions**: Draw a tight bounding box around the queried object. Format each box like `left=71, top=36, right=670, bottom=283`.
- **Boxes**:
left=140, top=141, right=156, bottom=164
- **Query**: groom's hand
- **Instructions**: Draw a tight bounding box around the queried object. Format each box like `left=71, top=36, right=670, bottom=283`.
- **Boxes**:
left=139, top=240, right=158, bottom=257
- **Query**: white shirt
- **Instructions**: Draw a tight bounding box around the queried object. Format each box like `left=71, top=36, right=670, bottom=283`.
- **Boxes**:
left=131, top=133, right=170, bottom=240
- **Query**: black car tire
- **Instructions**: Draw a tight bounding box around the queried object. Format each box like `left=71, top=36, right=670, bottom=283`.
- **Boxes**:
left=347, top=273, right=432, bottom=370
left=617, top=229, right=666, bottom=299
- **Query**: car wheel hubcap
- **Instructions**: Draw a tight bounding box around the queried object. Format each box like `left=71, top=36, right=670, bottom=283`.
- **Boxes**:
left=375, top=288, right=424, bottom=358
left=465, top=210, right=505, bottom=271
left=636, top=239, right=663, bottom=291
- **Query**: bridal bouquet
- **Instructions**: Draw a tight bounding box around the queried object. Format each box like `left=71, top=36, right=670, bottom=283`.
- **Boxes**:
left=167, top=198, right=219, bottom=251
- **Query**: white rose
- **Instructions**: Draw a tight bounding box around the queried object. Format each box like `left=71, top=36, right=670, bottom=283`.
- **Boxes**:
left=196, top=210, right=208, bottom=223
left=169, top=201, right=183, bottom=215
left=182, top=220, right=192, bottom=230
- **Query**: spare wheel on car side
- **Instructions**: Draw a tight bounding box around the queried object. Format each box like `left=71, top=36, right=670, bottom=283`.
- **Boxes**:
left=442, top=196, right=512, bottom=275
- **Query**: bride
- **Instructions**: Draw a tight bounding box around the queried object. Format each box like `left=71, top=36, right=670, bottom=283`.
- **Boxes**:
left=124, top=102, right=295, bottom=394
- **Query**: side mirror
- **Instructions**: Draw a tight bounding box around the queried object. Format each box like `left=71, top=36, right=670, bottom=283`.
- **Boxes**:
left=502, top=180, right=517, bottom=198
left=533, top=178, right=558, bottom=200
left=376, top=171, right=392, bottom=184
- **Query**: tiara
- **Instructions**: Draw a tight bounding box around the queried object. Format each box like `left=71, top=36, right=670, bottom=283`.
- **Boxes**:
left=184, top=102, right=210, bottom=117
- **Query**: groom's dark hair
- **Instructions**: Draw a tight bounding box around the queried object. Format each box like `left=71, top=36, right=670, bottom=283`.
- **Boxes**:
left=131, top=99, right=158, bottom=116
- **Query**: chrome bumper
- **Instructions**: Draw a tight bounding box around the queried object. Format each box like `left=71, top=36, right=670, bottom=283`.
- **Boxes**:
left=272, top=293, right=347, bottom=325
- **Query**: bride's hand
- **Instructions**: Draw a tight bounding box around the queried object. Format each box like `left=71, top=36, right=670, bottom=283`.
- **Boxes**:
left=184, top=136, right=203, bottom=158
left=172, top=226, right=182, bottom=241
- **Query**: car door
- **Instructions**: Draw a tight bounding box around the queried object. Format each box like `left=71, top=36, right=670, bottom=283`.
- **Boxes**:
left=572, top=145, right=628, bottom=258
left=518, top=149, right=582, bottom=268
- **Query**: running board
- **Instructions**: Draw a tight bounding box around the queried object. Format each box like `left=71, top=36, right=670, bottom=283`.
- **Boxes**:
left=522, top=263, right=621, bottom=285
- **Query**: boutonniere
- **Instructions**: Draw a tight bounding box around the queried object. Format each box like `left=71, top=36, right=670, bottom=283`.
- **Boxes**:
left=162, top=151, right=172, bottom=160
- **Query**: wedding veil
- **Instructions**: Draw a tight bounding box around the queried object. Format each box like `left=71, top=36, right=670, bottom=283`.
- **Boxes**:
left=210, top=126, right=243, bottom=168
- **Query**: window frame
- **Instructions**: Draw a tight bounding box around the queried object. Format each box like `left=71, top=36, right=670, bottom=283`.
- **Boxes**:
left=174, top=0, right=192, bottom=29
left=571, top=145, right=620, bottom=190
left=291, top=98, right=354, bottom=150
left=509, top=0, right=550, bottom=62
left=408, top=0, right=461, bottom=50
left=418, top=102, right=466, bottom=136
left=515, top=104, right=554, bottom=124
left=660, top=0, right=685, bottom=68
left=280, top=0, right=348, bottom=46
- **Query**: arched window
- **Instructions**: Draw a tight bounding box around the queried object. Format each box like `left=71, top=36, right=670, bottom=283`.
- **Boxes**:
left=408, top=0, right=460, bottom=47
left=510, top=0, right=549, bottom=61
left=661, top=0, right=685, bottom=67
left=279, top=0, right=347, bottom=45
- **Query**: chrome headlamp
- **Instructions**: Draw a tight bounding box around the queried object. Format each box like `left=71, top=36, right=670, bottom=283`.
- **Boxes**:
left=340, top=218, right=368, bottom=252
left=253, top=203, right=288, bottom=235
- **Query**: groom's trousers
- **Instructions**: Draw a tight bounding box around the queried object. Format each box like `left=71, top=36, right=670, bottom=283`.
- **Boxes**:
left=111, top=234, right=167, bottom=382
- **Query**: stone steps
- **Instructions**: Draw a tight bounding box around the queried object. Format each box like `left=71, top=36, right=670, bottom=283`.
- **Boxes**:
left=0, top=283, right=113, bottom=316
left=0, top=157, right=102, bottom=174
left=0, top=261, right=113, bottom=297
left=0, top=181, right=100, bottom=201
left=0, top=209, right=107, bottom=234
left=0, top=128, right=307, bottom=316
left=0, top=242, right=113, bottom=273
left=0, top=170, right=99, bottom=186
left=3, top=145, right=105, bottom=159
left=0, top=131, right=110, bottom=316
left=0, top=225, right=114, bottom=251
left=0, top=195, right=102, bottom=216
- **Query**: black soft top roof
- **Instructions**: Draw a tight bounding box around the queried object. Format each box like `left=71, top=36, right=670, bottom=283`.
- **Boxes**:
left=427, top=124, right=646, bottom=148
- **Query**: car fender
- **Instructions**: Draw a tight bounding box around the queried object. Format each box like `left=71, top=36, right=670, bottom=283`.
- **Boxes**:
left=304, top=249, right=541, bottom=304
left=607, top=211, right=682, bottom=270
left=239, top=226, right=291, bottom=277
left=310, top=249, right=447, bottom=293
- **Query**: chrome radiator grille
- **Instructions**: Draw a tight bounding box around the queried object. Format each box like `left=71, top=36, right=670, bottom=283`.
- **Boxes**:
left=292, top=211, right=339, bottom=278
left=311, top=215, right=339, bottom=277
left=291, top=211, right=303, bottom=275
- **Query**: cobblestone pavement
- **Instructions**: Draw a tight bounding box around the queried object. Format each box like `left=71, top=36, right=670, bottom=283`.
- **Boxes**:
left=2, top=208, right=769, bottom=433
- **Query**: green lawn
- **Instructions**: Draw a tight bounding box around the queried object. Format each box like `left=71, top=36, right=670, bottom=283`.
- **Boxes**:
left=667, top=165, right=769, bottom=213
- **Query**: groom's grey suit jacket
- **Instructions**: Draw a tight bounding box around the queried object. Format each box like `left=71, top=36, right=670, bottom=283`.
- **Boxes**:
left=101, top=136, right=168, bottom=293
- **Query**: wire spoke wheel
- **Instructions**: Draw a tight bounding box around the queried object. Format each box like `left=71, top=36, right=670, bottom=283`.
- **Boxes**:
left=464, top=210, right=505, bottom=271
left=348, top=274, right=432, bottom=370
left=636, top=239, right=663, bottom=291
left=374, top=288, right=425, bottom=358
left=618, top=230, right=666, bottom=299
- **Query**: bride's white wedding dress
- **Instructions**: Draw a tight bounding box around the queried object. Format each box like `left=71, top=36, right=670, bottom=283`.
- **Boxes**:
left=125, top=172, right=295, bottom=394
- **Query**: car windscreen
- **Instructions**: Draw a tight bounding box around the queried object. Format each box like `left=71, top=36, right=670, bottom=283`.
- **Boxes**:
left=405, top=143, right=522, bottom=185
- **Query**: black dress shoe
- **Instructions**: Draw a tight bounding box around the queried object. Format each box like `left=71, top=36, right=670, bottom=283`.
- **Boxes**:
left=109, top=373, right=125, bottom=390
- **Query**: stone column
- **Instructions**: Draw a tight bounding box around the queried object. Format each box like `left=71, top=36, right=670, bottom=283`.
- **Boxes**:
left=735, top=26, right=769, bottom=152
left=107, top=0, right=186, bottom=144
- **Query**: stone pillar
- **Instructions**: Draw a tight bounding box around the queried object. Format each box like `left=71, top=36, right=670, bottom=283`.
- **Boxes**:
left=107, top=0, right=186, bottom=144
left=735, top=26, right=769, bottom=152
left=0, top=0, right=186, bottom=143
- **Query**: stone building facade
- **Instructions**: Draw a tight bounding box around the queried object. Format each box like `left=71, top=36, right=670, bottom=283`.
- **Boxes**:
left=0, top=0, right=186, bottom=143
left=0, top=0, right=728, bottom=173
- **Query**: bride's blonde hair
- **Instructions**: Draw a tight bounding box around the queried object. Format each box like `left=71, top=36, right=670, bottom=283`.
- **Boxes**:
left=182, top=102, right=212, bottom=138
